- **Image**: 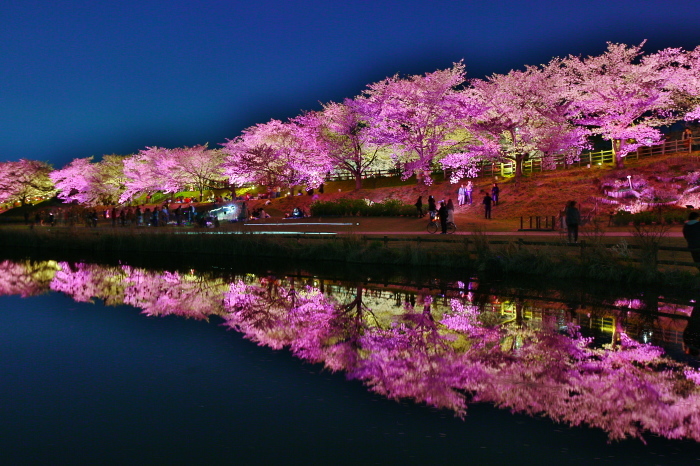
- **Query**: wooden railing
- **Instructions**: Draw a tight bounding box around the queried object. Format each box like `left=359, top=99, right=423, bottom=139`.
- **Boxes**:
left=327, top=136, right=699, bottom=181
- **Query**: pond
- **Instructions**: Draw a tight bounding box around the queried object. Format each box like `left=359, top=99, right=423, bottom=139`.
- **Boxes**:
left=2, top=257, right=700, bottom=465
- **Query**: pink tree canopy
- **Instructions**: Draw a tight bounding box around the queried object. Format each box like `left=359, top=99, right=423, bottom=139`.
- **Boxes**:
left=293, top=100, right=389, bottom=190
left=120, top=146, right=172, bottom=203
left=556, top=42, right=697, bottom=168
left=50, top=155, right=127, bottom=206
left=0, top=159, right=55, bottom=206
left=160, top=145, right=227, bottom=201
left=121, top=145, right=227, bottom=203
left=442, top=65, right=589, bottom=181
left=355, top=62, right=480, bottom=185
left=221, top=119, right=333, bottom=192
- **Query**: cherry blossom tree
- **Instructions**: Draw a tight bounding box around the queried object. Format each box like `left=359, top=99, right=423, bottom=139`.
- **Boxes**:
left=354, top=62, right=480, bottom=185
left=294, top=100, right=392, bottom=190
left=673, top=45, right=700, bottom=123
left=556, top=42, right=696, bottom=169
left=120, top=146, right=172, bottom=203
left=160, top=145, right=228, bottom=201
left=50, top=155, right=128, bottom=206
left=121, top=145, right=229, bottom=203
left=221, top=119, right=333, bottom=192
left=0, top=159, right=55, bottom=206
left=442, top=66, right=588, bottom=180
left=50, top=157, right=97, bottom=205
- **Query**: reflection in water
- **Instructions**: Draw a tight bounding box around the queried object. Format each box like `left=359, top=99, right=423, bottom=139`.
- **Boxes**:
left=3, top=259, right=700, bottom=443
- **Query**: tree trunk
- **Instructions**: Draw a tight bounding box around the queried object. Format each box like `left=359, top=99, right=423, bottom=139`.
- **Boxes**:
left=514, top=156, right=523, bottom=180
left=354, top=172, right=362, bottom=190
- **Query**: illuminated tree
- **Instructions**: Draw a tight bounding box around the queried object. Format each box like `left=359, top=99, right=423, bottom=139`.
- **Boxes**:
left=442, top=66, right=588, bottom=180
left=50, top=157, right=97, bottom=205
left=0, top=159, right=55, bottom=206
left=158, top=145, right=227, bottom=201
left=50, top=155, right=127, bottom=206
left=221, top=119, right=333, bottom=192
left=355, top=62, right=479, bottom=185
left=120, top=146, right=171, bottom=203
left=96, top=154, right=129, bottom=204
left=556, top=42, right=698, bottom=168
left=294, top=100, right=391, bottom=190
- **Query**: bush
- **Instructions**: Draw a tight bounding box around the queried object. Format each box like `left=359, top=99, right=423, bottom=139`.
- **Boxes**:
left=610, top=207, right=689, bottom=226
left=310, top=198, right=415, bottom=217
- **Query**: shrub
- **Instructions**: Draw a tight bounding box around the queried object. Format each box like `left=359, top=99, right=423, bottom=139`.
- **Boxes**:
left=610, top=207, right=689, bottom=226
left=310, top=198, right=415, bottom=217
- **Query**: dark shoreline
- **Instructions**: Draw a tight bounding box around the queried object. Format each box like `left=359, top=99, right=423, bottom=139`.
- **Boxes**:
left=1, top=225, right=699, bottom=295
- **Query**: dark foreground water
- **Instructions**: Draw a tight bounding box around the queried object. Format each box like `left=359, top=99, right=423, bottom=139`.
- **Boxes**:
left=3, top=259, right=700, bottom=465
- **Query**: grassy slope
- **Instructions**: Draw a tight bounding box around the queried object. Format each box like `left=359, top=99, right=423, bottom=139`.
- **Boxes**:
left=246, top=152, right=700, bottom=234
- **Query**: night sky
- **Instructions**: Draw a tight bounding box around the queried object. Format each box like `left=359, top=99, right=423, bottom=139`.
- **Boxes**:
left=2, top=0, right=700, bottom=169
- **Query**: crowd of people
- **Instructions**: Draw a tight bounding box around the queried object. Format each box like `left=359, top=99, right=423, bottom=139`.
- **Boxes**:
left=415, top=180, right=503, bottom=232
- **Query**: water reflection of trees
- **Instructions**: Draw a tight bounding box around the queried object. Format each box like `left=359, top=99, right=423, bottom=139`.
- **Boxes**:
left=3, top=259, right=700, bottom=442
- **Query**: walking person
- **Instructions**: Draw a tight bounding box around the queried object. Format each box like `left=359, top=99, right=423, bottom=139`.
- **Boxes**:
left=683, top=211, right=700, bottom=271
left=415, top=196, right=424, bottom=218
left=457, top=184, right=466, bottom=206
left=491, top=182, right=500, bottom=205
left=482, top=191, right=492, bottom=219
left=438, top=201, right=449, bottom=234
left=565, top=200, right=581, bottom=243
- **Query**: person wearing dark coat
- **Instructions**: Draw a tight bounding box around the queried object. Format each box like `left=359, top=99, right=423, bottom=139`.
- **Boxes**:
left=491, top=183, right=500, bottom=205
left=415, top=196, right=424, bottom=218
left=683, top=211, right=700, bottom=270
left=565, top=200, right=581, bottom=243
left=437, top=201, right=449, bottom=234
left=427, top=195, right=437, bottom=219
left=482, top=191, right=492, bottom=219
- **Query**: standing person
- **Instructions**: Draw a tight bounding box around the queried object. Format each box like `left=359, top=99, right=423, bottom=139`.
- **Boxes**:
left=438, top=201, right=449, bottom=234
left=465, top=180, right=473, bottom=205
left=491, top=183, right=500, bottom=205
left=482, top=191, right=492, bottom=219
left=446, top=199, right=455, bottom=226
left=565, top=200, right=581, bottom=243
left=427, top=195, right=437, bottom=220
left=683, top=212, right=700, bottom=271
left=683, top=127, right=693, bottom=149
left=457, top=184, right=466, bottom=206
left=415, top=196, right=424, bottom=218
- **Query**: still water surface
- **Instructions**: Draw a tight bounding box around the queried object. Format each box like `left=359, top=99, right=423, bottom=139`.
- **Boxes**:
left=2, top=258, right=700, bottom=465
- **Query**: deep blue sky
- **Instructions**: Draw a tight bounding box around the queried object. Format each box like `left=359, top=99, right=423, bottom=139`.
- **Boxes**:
left=2, top=0, right=700, bottom=168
